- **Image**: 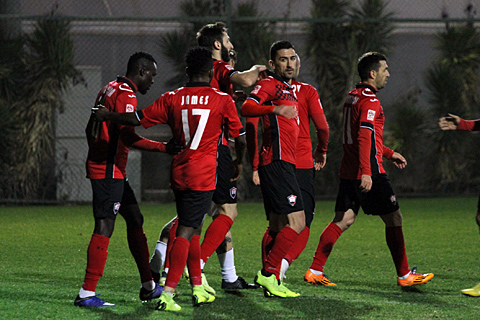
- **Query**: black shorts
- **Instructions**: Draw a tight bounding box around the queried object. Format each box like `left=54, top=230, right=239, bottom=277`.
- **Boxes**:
left=296, top=168, right=315, bottom=228
left=259, top=160, right=304, bottom=216
left=212, top=144, right=237, bottom=205
left=335, top=173, right=399, bottom=216
left=91, top=178, right=124, bottom=220
left=174, top=190, right=214, bottom=228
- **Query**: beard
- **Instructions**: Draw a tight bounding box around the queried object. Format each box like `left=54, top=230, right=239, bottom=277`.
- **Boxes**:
left=220, top=44, right=230, bottom=63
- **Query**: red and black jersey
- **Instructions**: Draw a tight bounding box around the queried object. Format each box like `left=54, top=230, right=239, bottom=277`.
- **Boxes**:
left=86, top=76, right=138, bottom=179
left=211, top=59, right=237, bottom=97
left=137, top=82, right=243, bottom=191
left=339, top=83, right=394, bottom=180
left=243, top=72, right=299, bottom=166
left=210, top=59, right=240, bottom=147
left=291, top=80, right=329, bottom=169
left=458, top=119, right=480, bottom=131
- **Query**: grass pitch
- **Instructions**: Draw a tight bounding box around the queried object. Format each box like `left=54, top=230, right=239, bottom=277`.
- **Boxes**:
left=1, top=197, right=480, bottom=319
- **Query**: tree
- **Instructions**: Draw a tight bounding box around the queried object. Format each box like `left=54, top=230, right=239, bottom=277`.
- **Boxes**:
left=305, top=0, right=395, bottom=196
left=0, top=14, right=83, bottom=200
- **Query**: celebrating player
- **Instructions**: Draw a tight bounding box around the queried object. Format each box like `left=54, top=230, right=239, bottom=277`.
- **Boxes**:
left=241, top=40, right=305, bottom=298
left=304, top=52, right=434, bottom=288
left=93, top=46, right=245, bottom=311
left=439, top=113, right=480, bottom=296
left=75, top=52, right=167, bottom=308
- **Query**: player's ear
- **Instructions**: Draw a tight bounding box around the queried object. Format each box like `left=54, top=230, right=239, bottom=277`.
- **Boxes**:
left=214, top=40, right=221, bottom=51
left=139, top=68, right=145, bottom=77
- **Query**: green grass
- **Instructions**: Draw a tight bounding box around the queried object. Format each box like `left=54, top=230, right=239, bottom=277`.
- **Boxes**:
left=1, top=197, right=480, bottom=319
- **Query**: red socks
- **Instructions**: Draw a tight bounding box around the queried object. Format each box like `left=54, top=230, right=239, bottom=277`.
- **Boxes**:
left=264, top=226, right=298, bottom=275
left=310, top=222, right=342, bottom=272
left=187, top=235, right=202, bottom=286
left=200, top=214, right=233, bottom=263
left=261, top=227, right=276, bottom=268
left=385, top=226, right=410, bottom=277
left=127, top=228, right=152, bottom=283
left=164, top=218, right=178, bottom=271
left=284, top=226, right=310, bottom=264
left=82, top=233, right=110, bottom=292
left=165, top=236, right=190, bottom=289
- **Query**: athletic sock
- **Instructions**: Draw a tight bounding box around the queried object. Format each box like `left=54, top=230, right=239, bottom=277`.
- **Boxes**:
left=187, top=235, right=202, bottom=286
left=385, top=226, right=410, bottom=277
left=200, top=214, right=233, bottom=264
left=82, top=233, right=110, bottom=292
left=284, top=226, right=310, bottom=264
left=310, top=222, right=342, bottom=272
left=264, top=226, right=298, bottom=276
left=127, top=227, right=152, bottom=283
left=149, top=240, right=167, bottom=274
left=217, top=248, right=238, bottom=282
left=164, top=218, right=178, bottom=271
left=261, top=227, right=277, bottom=268
left=164, top=236, right=190, bottom=289
left=78, top=288, right=96, bottom=299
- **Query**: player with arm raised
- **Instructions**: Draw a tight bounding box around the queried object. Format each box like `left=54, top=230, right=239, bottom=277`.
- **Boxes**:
left=94, top=46, right=245, bottom=312
left=75, top=52, right=169, bottom=308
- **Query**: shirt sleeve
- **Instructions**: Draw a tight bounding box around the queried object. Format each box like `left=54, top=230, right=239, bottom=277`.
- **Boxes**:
left=457, top=119, right=480, bottom=131
left=223, top=97, right=244, bottom=139
left=137, top=94, right=170, bottom=128
left=306, top=86, right=329, bottom=154
left=245, top=117, right=260, bottom=171
left=357, top=100, right=380, bottom=176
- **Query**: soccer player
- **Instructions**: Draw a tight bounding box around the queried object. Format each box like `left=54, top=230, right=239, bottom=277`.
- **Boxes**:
left=193, top=21, right=265, bottom=291
left=74, top=52, right=168, bottom=308
left=93, top=46, right=245, bottom=311
left=439, top=113, right=480, bottom=296
left=246, top=55, right=330, bottom=280
left=304, top=52, right=434, bottom=287
left=241, top=40, right=305, bottom=298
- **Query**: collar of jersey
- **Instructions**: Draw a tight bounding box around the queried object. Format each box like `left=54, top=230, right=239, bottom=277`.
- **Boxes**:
left=266, top=70, right=293, bottom=88
left=186, top=81, right=211, bottom=87
left=355, top=82, right=377, bottom=93
left=117, top=76, right=138, bottom=92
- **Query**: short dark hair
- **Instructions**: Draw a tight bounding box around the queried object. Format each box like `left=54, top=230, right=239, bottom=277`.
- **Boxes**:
left=357, top=52, right=387, bottom=81
left=196, top=22, right=227, bottom=48
left=270, top=40, right=295, bottom=61
left=126, top=51, right=156, bottom=75
left=185, top=46, right=214, bottom=76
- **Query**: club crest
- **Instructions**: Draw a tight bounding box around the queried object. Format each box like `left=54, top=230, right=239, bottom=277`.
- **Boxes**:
left=287, top=194, right=297, bottom=206
left=230, top=187, right=237, bottom=199
left=113, top=202, right=121, bottom=215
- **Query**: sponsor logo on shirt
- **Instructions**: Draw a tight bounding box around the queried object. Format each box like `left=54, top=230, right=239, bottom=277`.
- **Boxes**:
left=287, top=194, right=297, bottom=206
left=367, top=109, right=376, bottom=121
left=230, top=187, right=237, bottom=199
left=126, top=104, right=134, bottom=112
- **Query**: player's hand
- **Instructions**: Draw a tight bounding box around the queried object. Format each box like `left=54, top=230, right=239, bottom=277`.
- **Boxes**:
left=314, top=150, right=326, bottom=170
left=255, top=65, right=268, bottom=73
left=390, top=152, right=407, bottom=169
left=230, top=160, right=243, bottom=182
left=359, top=174, right=372, bottom=192
left=438, top=113, right=461, bottom=130
left=165, top=138, right=184, bottom=155
left=252, top=170, right=260, bottom=185
left=273, top=105, right=298, bottom=119
left=233, top=90, right=247, bottom=103
left=92, top=104, right=109, bottom=121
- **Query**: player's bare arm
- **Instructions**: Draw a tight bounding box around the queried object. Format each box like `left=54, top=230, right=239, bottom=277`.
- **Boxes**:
left=390, top=152, right=407, bottom=169
left=231, top=65, right=267, bottom=88
left=273, top=104, right=298, bottom=119
left=92, top=104, right=140, bottom=126
left=438, top=113, right=461, bottom=130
